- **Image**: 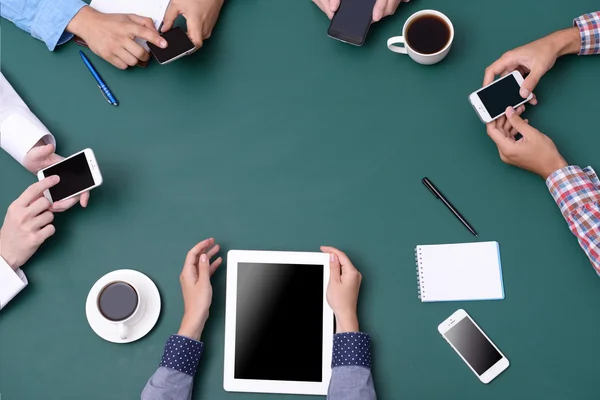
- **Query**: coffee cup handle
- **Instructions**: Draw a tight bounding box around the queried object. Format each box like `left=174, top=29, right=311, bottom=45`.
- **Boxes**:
left=387, top=36, right=407, bottom=54
left=118, top=323, right=128, bottom=340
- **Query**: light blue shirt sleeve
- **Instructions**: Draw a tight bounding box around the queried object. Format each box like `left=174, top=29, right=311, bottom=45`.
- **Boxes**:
left=0, top=0, right=87, bottom=50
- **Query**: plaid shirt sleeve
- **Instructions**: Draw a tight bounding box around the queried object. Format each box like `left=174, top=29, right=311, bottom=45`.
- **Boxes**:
left=574, top=12, right=600, bottom=55
left=547, top=166, right=600, bottom=274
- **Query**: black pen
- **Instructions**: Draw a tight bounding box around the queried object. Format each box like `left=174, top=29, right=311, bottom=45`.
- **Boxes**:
left=422, top=177, right=478, bottom=237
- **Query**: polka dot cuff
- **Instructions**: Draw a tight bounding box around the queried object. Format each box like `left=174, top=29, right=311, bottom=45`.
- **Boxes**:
left=159, top=335, right=204, bottom=376
left=332, top=332, right=372, bottom=369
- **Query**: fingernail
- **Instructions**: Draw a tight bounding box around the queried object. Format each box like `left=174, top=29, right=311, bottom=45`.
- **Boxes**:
left=520, top=88, right=530, bottom=98
left=506, top=107, right=514, bottom=117
left=200, top=254, right=208, bottom=263
left=330, top=253, right=336, bottom=262
left=160, top=39, right=167, bottom=48
left=373, top=11, right=381, bottom=20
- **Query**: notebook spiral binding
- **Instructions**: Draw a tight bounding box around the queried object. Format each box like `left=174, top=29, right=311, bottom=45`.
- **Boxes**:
left=415, top=246, right=424, bottom=300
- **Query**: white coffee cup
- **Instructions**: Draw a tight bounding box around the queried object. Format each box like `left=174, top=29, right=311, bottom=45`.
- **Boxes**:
left=97, top=281, right=146, bottom=340
left=387, top=10, right=454, bottom=65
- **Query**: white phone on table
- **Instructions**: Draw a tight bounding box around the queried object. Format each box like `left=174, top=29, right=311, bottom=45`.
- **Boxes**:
left=438, top=309, right=509, bottom=384
left=37, top=148, right=103, bottom=203
left=469, top=70, right=533, bottom=123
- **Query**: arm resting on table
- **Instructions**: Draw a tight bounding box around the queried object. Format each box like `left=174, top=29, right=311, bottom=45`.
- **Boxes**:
left=141, top=335, right=203, bottom=400
left=0, top=254, right=27, bottom=310
left=547, top=166, right=600, bottom=274
left=328, top=332, right=376, bottom=400
left=0, top=73, right=55, bottom=166
left=0, top=0, right=85, bottom=50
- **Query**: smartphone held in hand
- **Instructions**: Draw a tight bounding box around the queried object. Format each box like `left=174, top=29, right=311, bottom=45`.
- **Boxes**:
left=327, top=0, right=377, bottom=46
left=148, top=27, right=195, bottom=65
left=469, top=71, right=533, bottom=123
left=37, top=149, right=103, bottom=203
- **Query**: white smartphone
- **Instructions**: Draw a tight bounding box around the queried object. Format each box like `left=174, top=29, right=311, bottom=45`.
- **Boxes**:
left=438, top=309, right=509, bottom=384
left=469, top=70, right=533, bottom=123
left=37, top=148, right=103, bottom=203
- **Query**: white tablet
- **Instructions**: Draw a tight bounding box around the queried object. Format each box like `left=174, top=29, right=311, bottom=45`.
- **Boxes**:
left=224, top=250, right=334, bottom=395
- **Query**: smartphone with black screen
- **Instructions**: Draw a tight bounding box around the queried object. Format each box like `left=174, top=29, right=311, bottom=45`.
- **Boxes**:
left=327, top=0, right=377, bottom=46
left=147, top=27, right=195, bottom=65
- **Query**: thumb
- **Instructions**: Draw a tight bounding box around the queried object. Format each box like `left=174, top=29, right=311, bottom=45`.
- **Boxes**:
left=520, top=68, right=543, bottom=99
left=328, top=252, right=341, bottom=282
left=506, top=107, right=537, bottom=137
left=29, top=143, right=55, bottom=159
left=198, top=253, right=211, bottom=279
left=161, top=4, right=179, bottom=32
left=330, top=0, right=340, bottom=12
left=372, top=0, right=386, bottom=21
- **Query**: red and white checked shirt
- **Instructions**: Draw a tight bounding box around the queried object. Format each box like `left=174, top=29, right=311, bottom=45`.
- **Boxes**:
left=574, top=12, right=600, bottom=55
left=545, top=13, right=600, bottom=272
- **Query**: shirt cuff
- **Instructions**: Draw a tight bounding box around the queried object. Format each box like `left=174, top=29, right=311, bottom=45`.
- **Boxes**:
left=332, top=332, right=372, bottom=369
left=0, top=109, right=56, bottom=167
left=32, top=0, right=86, bottom=50
left=0, top=256, right=28, bottom=310
left=574, top=12, right=600, bottom=55
left=159, top=335, right=204, bottom=377
left=546, top=166, right=600, bottom=219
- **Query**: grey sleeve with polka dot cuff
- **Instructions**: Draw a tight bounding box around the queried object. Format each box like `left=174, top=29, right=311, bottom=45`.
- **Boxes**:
left=159, top=335, right=204, bottom=376
left=332, top=332, right=372, bottom=368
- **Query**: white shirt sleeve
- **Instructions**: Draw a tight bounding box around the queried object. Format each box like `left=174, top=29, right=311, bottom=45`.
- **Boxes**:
left=0, top=72, right=56, bottom=166
left=0, top=255, right=28, bottom=310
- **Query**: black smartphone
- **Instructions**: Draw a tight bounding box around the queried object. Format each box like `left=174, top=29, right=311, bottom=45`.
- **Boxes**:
left=147, top=27, right=195, bottom=64
left=327, top=0, right=377, bottom=46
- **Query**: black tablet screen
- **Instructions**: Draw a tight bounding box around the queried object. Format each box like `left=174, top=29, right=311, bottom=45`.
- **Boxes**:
left=234, top=263, right=324, bottom=381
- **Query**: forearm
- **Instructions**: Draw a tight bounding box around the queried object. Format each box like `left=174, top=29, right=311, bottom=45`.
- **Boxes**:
left=0, top=74, right=56, bottom=167
left=0, top=0, right=86, bottom=50
left=0, top=244, right=28, bottom=310
left=327, top=332, right=376, bottom=400
left=547, top=166, right=600, bottom=273
left=141, top=335, right=203, bottom=400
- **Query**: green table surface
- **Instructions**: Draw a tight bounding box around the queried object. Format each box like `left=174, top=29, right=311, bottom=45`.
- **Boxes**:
left=2, top=1, right=600, bottom=399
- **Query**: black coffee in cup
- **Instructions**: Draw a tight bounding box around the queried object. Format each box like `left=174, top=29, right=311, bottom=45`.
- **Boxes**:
left=406, top=14, right=451, bottom=55
left=98, top=281, right=139, bottom=321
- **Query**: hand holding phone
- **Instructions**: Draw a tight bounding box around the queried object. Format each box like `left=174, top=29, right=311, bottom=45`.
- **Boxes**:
left=469, top=71, right=533, bottom=123
left=327, top=0, right=377, bottom=46
left=147, top=27, right=195, bottom=64
left=37, top=149, right=103, bottom=204
left=439, top=309, right=509, bottom=384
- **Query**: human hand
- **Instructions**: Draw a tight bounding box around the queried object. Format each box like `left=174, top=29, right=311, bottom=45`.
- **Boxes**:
left=483, top=27, right=581, bottom=103
left=23, top=142, right=90, bottom=212
left=0, top=177, right=59, bottom=270
left=486, top=106, right=568, bottom=179
left=67, top=6, right=167, bottom=69
left=161, top=0, right=224, bottom=51
left=321, top=246, right=362, bottom=333
left=312, top=0, right=409, bottom=21
left=178, top=238, right=222, bottom=341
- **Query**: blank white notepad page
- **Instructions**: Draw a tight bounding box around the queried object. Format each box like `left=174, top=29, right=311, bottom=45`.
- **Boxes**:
left=416, top=241, right=504, bottom=302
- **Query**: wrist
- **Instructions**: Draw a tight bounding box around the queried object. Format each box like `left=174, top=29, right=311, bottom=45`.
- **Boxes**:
left=178, top=313, right=208, bottom=341
left=0, top=240, right=17, bottom=271
left=335, top=312, right=359, bottom=333
left=553, top=27, right=581, bottom=57
left=66, top=5, right=95, bottom=38
left=541, top=157, right=569, bottom=180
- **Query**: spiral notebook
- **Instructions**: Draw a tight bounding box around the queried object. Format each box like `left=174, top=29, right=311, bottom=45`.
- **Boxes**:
left=415, top=241, right=504, bottom=302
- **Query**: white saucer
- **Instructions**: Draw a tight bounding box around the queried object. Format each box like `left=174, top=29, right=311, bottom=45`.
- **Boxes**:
left=86, top=269, right=161, bottom=344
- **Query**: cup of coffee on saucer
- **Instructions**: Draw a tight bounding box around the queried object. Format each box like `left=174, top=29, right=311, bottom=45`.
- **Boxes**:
left=97, top=280, right=145, bottom=340
left=86, top=269, right=161, bottom=344
left=387, top=10, right=454, bottom=65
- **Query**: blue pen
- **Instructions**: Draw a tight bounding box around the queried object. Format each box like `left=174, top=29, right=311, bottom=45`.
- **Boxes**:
left=79, top=50, right=118, bottom=106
